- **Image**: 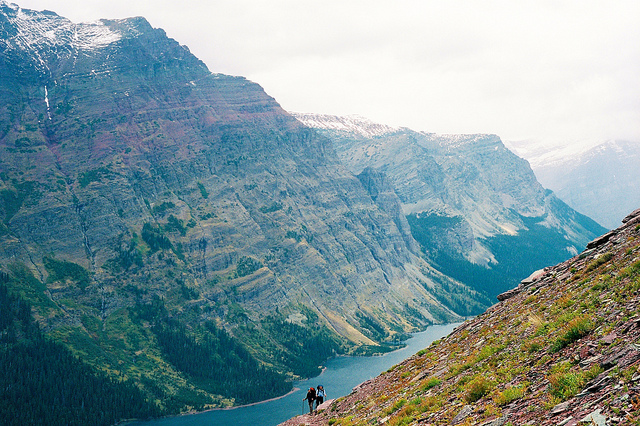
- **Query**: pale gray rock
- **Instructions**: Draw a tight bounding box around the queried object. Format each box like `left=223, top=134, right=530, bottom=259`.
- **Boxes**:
left=580, top=409, right=607, bottom=426
left=451, top=405, right=473, bottom=425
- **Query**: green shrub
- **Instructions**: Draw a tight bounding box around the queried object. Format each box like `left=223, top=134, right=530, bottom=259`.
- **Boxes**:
left=476, top=344, right=503, bottom=362
left=547, top=364, right=602, bottom=402
left=465, top=376, right=493, bottom=403
left=620, top=260, right=640, bottom=278
left=526, top=341, right=542, bottom=353
left=585, top=252, right=613, bottom=272
left=421, top=377, right=442, bottom=391
left=494, top=385, right=526, bottom=406
left=551, top=316, right=593, bottom=353
left=43, top=256, right=90, bottom=289
left=548, top=370, right=585, bottom=400
left=448, top=361, right=473, bottom=377
left=390, top=414, right=415, bottom=426
left=385, top=398, right=407, bottom=415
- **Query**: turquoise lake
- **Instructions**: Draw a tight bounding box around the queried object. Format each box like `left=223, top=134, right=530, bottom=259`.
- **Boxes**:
left=127, top=323, right=459, bottom=426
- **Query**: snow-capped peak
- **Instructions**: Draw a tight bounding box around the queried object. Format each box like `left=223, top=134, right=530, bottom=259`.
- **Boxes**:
left=1, top=2, right=123, bottom=55
left=504, top=138, right=607, bottom=170
left=291, top=112, right=399, bottom=138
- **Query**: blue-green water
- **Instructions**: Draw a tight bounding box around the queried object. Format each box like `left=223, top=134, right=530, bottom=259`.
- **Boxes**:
left=127, top=323, right=459, bottom=426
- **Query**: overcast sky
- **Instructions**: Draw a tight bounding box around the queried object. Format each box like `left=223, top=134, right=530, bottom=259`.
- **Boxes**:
left=13, top=0, right=640, bottom=150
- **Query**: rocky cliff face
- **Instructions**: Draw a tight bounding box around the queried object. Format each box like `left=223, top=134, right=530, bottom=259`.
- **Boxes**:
left=292, top=114, right=607, bottom=297
left=0, top=3, right=488, bottom=411
left=280, top=207, right=640, bottom=426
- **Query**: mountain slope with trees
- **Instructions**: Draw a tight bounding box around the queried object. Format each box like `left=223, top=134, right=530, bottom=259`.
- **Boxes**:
left=507, top=138, right=640, bottom=230
left=0, top=3, right=487, bottom=416
left=0, top=275, right=160, bottom=426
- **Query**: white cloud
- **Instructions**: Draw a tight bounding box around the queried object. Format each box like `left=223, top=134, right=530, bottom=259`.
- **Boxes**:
left=12, top=0, right=640, bottom=148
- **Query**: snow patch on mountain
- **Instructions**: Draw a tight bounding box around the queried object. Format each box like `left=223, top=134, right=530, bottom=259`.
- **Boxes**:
left=506, top=138, right=640, bottom=229
left=427, top=132, right=496, bottom=150
left=293, top=112, right=499, bottom=152
left=503, top=138, right=603, bottom=170
left=292, top=112, right=399, bottom=138
left=72, top=21, right=123, bottom=50
left=1, top=2, right=122, bottom=54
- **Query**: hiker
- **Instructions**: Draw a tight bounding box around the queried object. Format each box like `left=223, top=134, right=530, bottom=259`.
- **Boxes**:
left=315, top=385, right=326, bottom=409
left=303, top=387, right=316, bottom=414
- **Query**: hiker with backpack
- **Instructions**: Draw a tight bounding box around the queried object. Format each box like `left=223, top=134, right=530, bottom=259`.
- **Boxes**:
left=315, top=385, right=326, bottom=410
left=303, top=387, right=316, bottom=414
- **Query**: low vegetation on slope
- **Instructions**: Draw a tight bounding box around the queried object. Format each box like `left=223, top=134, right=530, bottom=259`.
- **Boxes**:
left=282, top=209, right=640, bottom=426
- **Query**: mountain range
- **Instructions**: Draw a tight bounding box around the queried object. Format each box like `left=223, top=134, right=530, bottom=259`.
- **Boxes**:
left=506, top=139, right=640, bottom=230
left=293, top=113, right=606, bottom=298
left=0, top=2, right=610, bottom=422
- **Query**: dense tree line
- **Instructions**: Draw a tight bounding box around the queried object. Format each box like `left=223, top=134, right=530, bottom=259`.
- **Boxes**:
left=261, top=314, right=342, bottom=378
left=107, top=235, right=144, bottom=272
left=141, top=222, right=173, bottom=252
left=152, top=318, right=291, bottom=404
left=0, top=283, right=160, bottom=426
left=42, top=256, right=91, bottom=289
left=130, top=296, right=292, bottom=405
left=235, top=256, right=263, bottom=278
left=407, top=213, right=578, bottom=299
left=356, top=311, right=389, bottom=341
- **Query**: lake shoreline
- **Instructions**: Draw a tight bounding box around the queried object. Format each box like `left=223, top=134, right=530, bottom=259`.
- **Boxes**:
left=128, top=323, right=462, bottom=426
left=121, top=386, right=302, bottom=425
left=132, top=344, right=408, bottom=421
left=197, top=386, right=301, bottom=413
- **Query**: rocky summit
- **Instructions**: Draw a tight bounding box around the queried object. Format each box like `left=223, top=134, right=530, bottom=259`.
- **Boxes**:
left=292, top=113, right=606, bottom=298
left=280, top=208, right=640, bottom=426
left=0, top=3, right=488, bottom=414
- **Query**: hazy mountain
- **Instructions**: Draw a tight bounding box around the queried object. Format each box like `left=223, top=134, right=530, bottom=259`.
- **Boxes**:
left=293, top=113, right=607, bottom=297
left=506, top=139, right=640, bottom=230
left=280, top=207, right=640, bottom=426
left=0, top=3, right=487, bottom=416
